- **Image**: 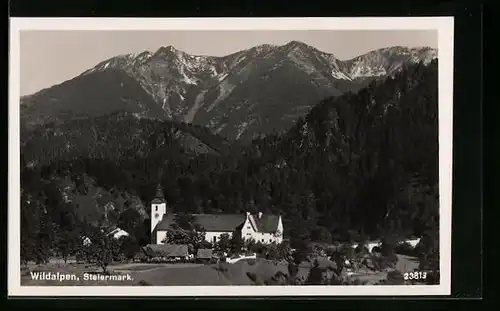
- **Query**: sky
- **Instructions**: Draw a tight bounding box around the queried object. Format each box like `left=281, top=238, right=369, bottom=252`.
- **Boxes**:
left=19, top=30, right=437, bottom=96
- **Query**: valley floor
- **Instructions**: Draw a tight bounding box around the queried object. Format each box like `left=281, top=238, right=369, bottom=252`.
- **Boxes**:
left=20, top=255, right=420, bottom=286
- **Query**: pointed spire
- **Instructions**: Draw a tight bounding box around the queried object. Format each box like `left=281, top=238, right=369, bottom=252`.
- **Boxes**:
left=152, top=183, right=166, bottom=204
left=155, top=183, right=165, bottom=199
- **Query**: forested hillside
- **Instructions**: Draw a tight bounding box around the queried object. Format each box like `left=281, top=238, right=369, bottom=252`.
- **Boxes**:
left=21, top=112, right=234, bottom=166
left=20, top=60, right=439, bottom=264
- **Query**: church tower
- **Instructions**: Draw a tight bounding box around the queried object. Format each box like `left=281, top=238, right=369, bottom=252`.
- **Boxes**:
left=151, top=183, right=167, bottom=234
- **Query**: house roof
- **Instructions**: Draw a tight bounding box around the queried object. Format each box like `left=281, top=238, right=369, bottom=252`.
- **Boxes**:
left=196, top=248, right=213, bottom=259
left=250, top=214, right=281, bottom=233
left=105, top=226, right=128, bottom=236
left=142, top=244, right=189, bottom=257
left=155, top=214, right=246, bottom=232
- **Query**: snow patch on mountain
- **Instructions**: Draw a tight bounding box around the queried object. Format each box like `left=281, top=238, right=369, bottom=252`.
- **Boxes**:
left=349, top=64, right=387, bottom=79
left=236, top=119, right=256, bottom=140
left=287, top=49, right=316, bottom=74
left=214, top=123, right=227, bottom=134
left=184, top=91, right=206, bottom=123
left=74, top=42, right=437, bottom=140
left=179, top=65, right=198, bottom=85
left=331, top=70, right=352, bottom=81
left=343, top=46, right=437, bottom=79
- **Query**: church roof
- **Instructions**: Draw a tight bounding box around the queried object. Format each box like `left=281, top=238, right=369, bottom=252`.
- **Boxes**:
left=154, top=213, right=280, bottom=233
left=155, top=214, right=246, bottom=232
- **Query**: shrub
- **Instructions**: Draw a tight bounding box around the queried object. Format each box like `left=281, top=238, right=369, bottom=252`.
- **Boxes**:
left=388, top=253, right=399, bottom=264
left=138, top=280, right=151, bottom=286
left=325, top=247, right=337, bottom=257
left=247, top=259, right=256, bottom=265
left=305, top=260, right=325, bottom=285
left=371, top=246, right=382, bottom=254
left=380, top=237, right=398, bottom=257
left=21, top=267, right=31, bottom=276
left=355, top=245, right=369, bottom=255
left=394, top=242, right=416, bottom=256
left=414, top=232, right=438, bottom=257
left=249, top=241, right=266, bottom=254
left=370, top=254, right=396, bottom=270
left=268, top=271, right=289, bottom=285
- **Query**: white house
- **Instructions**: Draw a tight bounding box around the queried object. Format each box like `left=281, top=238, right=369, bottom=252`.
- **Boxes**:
left=350, top=237, right=422, bottom=253
left=150, top=184, right=283, bottom=245
left=107, top=227, right=130, bottom=240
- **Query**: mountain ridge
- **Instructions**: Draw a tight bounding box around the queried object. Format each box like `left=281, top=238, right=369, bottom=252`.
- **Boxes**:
left=21, top=41, right=437, bottom=140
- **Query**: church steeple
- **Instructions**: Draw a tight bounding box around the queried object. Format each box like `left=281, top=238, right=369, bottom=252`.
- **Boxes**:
left=151, top=183, right=168, bottom=239
left=152, top=183, right=166, bottom=204
left=157, top=183, right=164, bottom=198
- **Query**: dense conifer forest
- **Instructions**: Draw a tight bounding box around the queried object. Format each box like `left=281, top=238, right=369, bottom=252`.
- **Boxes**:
left=20, top=60, right=439, bottom=272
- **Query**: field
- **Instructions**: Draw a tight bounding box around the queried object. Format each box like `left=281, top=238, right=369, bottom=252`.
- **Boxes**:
left=20, top=255, right=420, bottom=286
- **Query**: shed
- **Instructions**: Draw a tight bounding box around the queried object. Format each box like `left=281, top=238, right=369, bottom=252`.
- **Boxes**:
left=142, top=244, right=189, bottom=258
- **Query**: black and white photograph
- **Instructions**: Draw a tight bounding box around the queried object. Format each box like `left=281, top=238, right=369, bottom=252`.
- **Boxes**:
left=9, top=17, right=454, bottom=296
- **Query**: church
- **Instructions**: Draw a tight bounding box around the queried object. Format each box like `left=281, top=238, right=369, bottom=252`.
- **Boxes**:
left=150, top=184, right=284, bottom=245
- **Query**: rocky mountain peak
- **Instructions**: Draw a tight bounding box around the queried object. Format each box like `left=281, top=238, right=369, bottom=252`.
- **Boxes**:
left=24, top=42, right=438, bottom=141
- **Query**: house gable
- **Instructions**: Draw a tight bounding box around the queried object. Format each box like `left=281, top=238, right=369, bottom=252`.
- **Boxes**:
left=249, top=214, right=280, bottom=233
left=246, top=214, right=259, bottom=231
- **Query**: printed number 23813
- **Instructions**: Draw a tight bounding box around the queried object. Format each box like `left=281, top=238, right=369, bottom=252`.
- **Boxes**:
left=404, top=271, right=427, bottom=280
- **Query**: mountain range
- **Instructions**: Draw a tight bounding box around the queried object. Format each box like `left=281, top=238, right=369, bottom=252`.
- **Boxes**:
left=20, top=41, right=437, bottom=140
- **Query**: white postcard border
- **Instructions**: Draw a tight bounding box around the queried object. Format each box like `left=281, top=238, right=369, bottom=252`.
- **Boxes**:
left=8, top=17, right=454, bottom=297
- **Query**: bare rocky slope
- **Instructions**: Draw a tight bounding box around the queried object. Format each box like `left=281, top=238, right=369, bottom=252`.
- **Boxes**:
left=21, top=42, right=437, bottom=140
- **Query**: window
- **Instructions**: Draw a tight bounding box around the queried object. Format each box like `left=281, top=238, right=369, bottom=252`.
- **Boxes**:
left=261, top=239, right=264, bottom=242
left=155, top=206, right=158, bottom=211
left=213, top=236, right=217, bottom=243
left=247, top=226, right=251, bottom=230
left=269, top=239, right=273, bottom=243
left=246, top=233, right=251, bottom=236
